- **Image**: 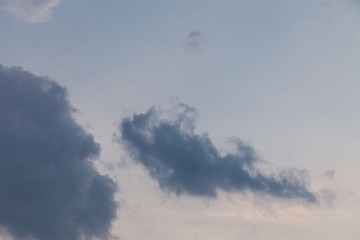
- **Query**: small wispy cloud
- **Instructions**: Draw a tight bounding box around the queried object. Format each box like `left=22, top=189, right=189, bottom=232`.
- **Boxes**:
left=0, top=0, right=59, bottom=22
left=117, top=104, right=317, bottom=203
left=324, top=170, right=335, bottom=180
left=183, top=30, right=207, bottom=52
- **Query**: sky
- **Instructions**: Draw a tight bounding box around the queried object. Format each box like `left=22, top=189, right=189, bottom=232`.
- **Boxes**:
left=1, top=0, right=360, bottom=239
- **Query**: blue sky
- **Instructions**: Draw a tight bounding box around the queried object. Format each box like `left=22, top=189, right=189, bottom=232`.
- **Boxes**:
left=1, top=1, right=360, bottom=239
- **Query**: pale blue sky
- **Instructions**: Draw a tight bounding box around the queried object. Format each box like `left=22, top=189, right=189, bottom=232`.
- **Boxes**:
left=1, top=1, right=360, bottom=239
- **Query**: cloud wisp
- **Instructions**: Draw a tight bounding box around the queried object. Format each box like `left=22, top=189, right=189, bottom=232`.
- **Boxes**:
left=118, top=104, right=317, bottom=203
left=0, top=65, right=117, bottom=240
left=183, top=30, right=207, bottom=52
left=324, top=170, right=335, bottom=180
left=0, top=0, right=59, bottom=22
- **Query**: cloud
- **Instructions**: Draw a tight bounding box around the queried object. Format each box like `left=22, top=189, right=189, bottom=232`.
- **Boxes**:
left=319, top=189, right=337, bottom=206
left=0, top=64, right=117, bottom=240
left=183, top=30, right=207, bottom=52
left=324, top=170, right=335, bottom=180
left=118, top=104, right=317, bottom=203
left=0, top=0, right=59, bottom=22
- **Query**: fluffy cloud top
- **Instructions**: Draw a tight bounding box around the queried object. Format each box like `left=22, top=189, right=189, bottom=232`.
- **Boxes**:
left=0, top=0, right=59, bottom=22
left=0, top=65, right=117, bottom=240
left=118, top=104, right=317, bottom=202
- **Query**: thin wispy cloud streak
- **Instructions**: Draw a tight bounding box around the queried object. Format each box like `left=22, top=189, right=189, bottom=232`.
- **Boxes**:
left=0, top=65, right=117, bottom=240
left=118, top=104, right=317, bottom=202
left=0, top=0, right=59, bottom=22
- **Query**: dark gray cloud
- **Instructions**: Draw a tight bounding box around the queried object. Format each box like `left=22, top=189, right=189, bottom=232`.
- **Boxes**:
left=183, top=30, right=207, bottom=52
left=0, top=65, right=117, bottom=240
left=118, top=104, right=317, bottom=203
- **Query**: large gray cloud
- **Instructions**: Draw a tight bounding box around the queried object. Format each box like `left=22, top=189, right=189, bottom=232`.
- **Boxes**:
left=0, top=0, right=59, bottom=22
left=118, top=104, right=317, bottom=202
left=0, top=65, right=117, bottom=240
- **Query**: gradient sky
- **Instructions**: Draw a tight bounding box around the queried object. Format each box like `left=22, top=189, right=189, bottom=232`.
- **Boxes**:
left=1, top=0, right=360, bottom=239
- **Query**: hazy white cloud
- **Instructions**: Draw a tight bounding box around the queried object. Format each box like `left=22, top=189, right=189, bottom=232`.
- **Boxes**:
left=0, top=0, right=59, bottom=22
